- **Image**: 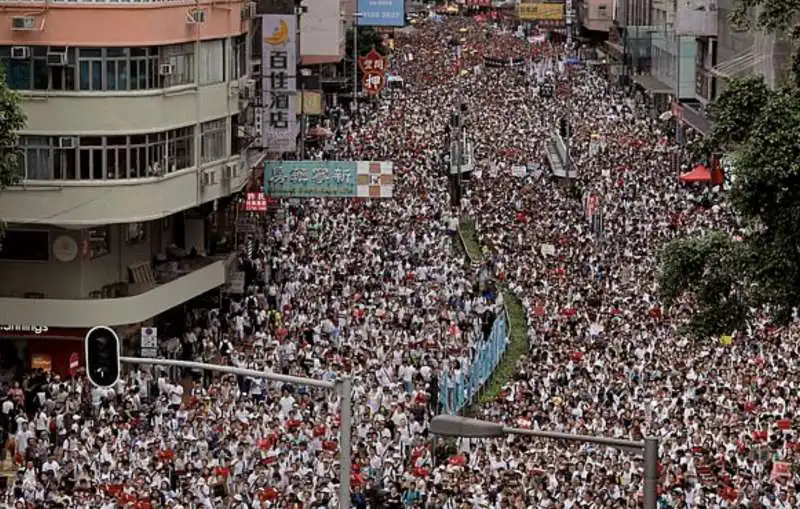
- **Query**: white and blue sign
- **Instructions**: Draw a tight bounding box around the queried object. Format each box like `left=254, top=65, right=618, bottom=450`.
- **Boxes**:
left=357, top=0, right=406, bottom=27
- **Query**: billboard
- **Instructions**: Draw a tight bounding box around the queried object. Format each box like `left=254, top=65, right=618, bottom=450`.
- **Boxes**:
left=261, top=15, right=298, bottom=153
left=518, top=2, right=565, bottom=21
left=264, top=161, right=394, bottom=198
left=675, top=0, right=718, bottom=37
left=300, top=0, right=345, bottom=60
left=357, top=0, right=406, bottom=27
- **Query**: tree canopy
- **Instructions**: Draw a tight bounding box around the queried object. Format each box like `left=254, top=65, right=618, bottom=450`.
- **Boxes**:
left=0, top=65, right=27, bottom=247
left=659, top=0, right=800, bottom=336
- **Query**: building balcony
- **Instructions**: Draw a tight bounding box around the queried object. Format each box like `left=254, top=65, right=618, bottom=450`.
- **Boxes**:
left=0, top=155, right=249, bottom=226
left=19, top=82, right=241, bottom=136
left=0, top=252, right=233, bottom=328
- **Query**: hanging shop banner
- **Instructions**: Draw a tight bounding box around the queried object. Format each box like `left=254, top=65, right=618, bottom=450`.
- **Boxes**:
left=243, top=192, right=268, bottom=212
left=484, top=56, right=526, bottom=68
left=261, top=15, right=298, bottom=153
left=264, top=161, right=394, bottom=198
left=359, top=49, right=389, bottom=96
left=357, top=0, right=406, bottom=27
left=517, top=1, right=565, bottom=21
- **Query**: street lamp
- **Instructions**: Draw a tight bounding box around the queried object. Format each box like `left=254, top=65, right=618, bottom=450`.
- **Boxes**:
left=430, top=415, right=659, bottom=509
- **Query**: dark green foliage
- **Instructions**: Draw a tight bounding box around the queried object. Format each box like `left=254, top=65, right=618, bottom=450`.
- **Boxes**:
left=659, top=76, right=800, bottom=336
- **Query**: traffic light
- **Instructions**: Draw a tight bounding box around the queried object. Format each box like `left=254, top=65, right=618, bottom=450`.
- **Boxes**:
left=84, top=326, right=120, bottom=388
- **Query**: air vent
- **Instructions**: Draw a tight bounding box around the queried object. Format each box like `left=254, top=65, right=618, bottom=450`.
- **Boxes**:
left=11, top=16, right=36, bottom=31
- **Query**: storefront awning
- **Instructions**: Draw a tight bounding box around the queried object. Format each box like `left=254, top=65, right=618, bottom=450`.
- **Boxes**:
left=632, top=74, right=672, bottom=94
left=680, top=102, right=712, bottom=135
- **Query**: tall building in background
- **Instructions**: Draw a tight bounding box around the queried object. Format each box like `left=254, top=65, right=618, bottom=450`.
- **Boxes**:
left=0, top=0, right=260, bottom=374
left=604, top=0, right=791, bottom=137
left=578, top=0, right=613, bottom=34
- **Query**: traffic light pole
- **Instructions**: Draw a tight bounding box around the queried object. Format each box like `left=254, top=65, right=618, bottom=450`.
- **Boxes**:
left=118, top=356, right=353, bottom=509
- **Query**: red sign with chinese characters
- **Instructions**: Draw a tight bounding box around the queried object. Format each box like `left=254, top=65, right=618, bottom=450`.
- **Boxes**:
left=244, top=192, right=268, bottom=212
left=358, top=49, right=388, bottom=96
left=358, top=49, right=388, bottom=75
left=362, top=73, right=387, bottom=95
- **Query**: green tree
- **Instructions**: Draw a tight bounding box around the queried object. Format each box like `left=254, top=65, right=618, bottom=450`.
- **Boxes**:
left=659, top=76, right=800, bottom=335
left=0, top=65, right=27, bottom=246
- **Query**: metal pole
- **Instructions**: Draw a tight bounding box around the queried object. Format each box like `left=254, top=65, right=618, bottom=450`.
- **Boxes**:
left=299, top=79, right=306, bottom=159
left=337, top=376, right=353, bottom=509
left=503, top=426, right=645, bottom=450
left=119, top=357, right=336, bottom=389
left=353, top=24, right=358, bottom=112
left=456, top=110, right=463, bottom=210
left=643, top=437, right=659, bottom=509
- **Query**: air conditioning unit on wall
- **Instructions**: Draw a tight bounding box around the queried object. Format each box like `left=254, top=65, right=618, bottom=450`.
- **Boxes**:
left=11, top=16, right=36, bottom=31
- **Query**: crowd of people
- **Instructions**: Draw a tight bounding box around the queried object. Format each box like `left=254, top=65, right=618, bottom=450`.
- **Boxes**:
left=2, top=11, right=797, bottom=509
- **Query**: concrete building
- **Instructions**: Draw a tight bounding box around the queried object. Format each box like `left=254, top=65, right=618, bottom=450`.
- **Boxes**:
left=607, top=0, right=792, bottom=135
left=0, top=0, right=262, bottom=373
left=578, top=0, right=613, bottom=34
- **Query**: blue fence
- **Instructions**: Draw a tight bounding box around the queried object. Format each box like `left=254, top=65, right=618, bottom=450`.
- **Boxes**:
left=439, top=311, right=509, bottom=414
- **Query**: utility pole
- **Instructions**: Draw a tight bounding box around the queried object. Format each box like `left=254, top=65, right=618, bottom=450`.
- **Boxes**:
left=449, top=106, right=465, bottom=209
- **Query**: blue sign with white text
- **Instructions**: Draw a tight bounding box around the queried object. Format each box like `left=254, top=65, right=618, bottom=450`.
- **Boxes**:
left=357, top=0, right=406, bottom=27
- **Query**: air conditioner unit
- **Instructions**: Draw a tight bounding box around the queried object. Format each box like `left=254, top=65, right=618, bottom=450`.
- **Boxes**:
left=237, top=126, right=253, bottom=139
left=229, top=81, right=240, bottom=97
left=58, top=136, right=77, bottom=149
left=11, top=16, right=36, bottom=31
left=47, top=52, right=68, bottom=67
left=187, top=9, right=206, bottom=24
left=201, top=171, right=217, bottom=187
left=159, top=64, right=174, bottom=76
left=241, top=2, right=256, bottom=20
left=240, top=80, right=256, bottom=100
left=10, top=47, right=30, bottom=60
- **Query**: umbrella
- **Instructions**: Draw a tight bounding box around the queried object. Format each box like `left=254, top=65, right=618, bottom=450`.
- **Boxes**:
left=679, top=164, right=712, bottom=183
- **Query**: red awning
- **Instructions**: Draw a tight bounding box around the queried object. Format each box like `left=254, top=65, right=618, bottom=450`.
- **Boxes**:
left=680, top=164, right=712, bottom=183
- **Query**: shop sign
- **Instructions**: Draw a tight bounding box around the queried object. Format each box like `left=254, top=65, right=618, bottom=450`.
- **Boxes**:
left=1, top=324, right=49, bottom=334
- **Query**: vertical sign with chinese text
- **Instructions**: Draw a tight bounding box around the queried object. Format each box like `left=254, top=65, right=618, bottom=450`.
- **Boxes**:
left=261, top=15, right=298, bottom=153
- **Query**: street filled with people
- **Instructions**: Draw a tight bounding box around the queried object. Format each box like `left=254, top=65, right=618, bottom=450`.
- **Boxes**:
left=3, top=12, right=799, bottom=509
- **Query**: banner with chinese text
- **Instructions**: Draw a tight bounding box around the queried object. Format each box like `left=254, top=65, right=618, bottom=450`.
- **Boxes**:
left=261, top=15, right=298, bottom=153
left=264, top=161, right=394, bottom=198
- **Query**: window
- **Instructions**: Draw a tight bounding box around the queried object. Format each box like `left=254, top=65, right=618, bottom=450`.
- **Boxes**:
left=231, top=35, right=247, bottom=80
left=105, top=47, right=129, bottom=91
left=161, top=43, right=194, bottom=87
left=18, top=128, right=197, bottom=181
left=199, top=40, right=224, bottom=85
left=124, top=222, right=147, bottom=244
left=78, top=136, right=104, bottom=180
left=87, top=227, right=110, bottom=259
left=0, top=230, right=49, bottom=261
left=129, top=134, right=148, bottom=178
left=200, top=118, right=227, bottom=163
left=53, top=146, right=78, bottom=180
left=168, top=126, right=195, bottom=171
left=129, top=47, right=159, bottom=90
left=21, top=136, right=52, bottom=180
left=2, top=43, right=230, bottom=91
left=78, top=48, right=103, bottom=91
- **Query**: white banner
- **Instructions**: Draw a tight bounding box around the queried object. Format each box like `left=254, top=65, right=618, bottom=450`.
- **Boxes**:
left=262, top=15, right=298, bottom=153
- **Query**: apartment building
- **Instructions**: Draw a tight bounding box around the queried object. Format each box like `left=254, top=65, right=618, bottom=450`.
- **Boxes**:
left=0, top=0, right=261, bottom=372
left=609, top=0, right=792, bottom=135
left=578, top=0, right=613, bottom=33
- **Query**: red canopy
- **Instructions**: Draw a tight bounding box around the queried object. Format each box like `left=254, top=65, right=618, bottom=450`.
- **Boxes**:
left=680, top=164, right=712, bottom=183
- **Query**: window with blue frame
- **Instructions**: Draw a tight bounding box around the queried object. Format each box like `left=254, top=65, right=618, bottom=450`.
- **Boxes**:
left=0, top=43, right=206, bottom=91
